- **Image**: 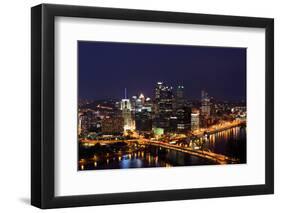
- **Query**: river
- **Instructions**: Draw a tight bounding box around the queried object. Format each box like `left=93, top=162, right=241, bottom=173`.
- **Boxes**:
left=78, top=126, right=246, bottom=170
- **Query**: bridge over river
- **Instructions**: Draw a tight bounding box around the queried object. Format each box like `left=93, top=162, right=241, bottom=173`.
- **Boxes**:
left=80, top=122, right=245, bottom=164
left=141, top=140, right=239, bottom=164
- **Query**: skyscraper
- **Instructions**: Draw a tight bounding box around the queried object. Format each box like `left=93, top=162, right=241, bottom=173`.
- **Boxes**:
left=175, top=106, right=191, bottom=132
left=155, top=82, right=164, bottom=100
left=135, top=96, right=143, bottom=112
left=139, top=93, right=145, bottom=105
left=176, top=85, right=185, bottom=108
left=191, top=109, right=200, bottom=131
left=201, top=90, right=211, bottom=117
left=153, top=82, right=174, bottom=130
left=121, top=88, right=135, bottom=131
left=135, top=107, right=152, bottom=132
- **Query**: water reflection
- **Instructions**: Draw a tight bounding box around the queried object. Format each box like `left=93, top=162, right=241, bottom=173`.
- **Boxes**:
left=205, top=126, right=246, bottom=162
left=79, top=126, right=246, bottom=170
left=79, top=145, right=216, bottom=170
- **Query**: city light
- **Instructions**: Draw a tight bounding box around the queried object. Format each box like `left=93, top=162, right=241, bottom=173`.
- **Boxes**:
left=78, top=82, right=246, bottom=170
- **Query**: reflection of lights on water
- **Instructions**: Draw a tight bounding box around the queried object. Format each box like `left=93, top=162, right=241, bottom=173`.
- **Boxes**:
left=208, top=126, right=243, bottom=146
left=209, top=135, right=215, bottom=143
left=136, top=159, right=142, bottom=167
left=79, top=125, right=244, bottom=168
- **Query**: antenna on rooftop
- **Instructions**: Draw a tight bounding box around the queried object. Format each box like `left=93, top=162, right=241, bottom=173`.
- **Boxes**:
left=124, top=88, right=127, bottom=99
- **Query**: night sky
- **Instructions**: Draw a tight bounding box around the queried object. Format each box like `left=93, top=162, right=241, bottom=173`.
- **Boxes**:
left=78, top=41, right=246, bottom=101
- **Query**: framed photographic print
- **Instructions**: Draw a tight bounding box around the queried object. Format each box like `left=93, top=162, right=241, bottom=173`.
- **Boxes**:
left=31, top=4, right=274, bottom=209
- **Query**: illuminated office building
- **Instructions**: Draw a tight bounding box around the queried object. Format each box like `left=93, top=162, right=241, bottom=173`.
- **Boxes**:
left=201, top=90, right=211, bottom=117
left=135, top=106, right=152, bottom=132
left=101, top=115, right=124, bottom=134
left=175, top=106, right=191, bottom=132
left=154, top=82, right=174, bottom=129
left=191, top=109, right=200, bottom=131
left=121, top=88, right=135, bottom=131
left=79, top=110, right=95, bottom=135
left=176, top=85, right=185, bottom=108
left=139, top=93, right=145, bottom=105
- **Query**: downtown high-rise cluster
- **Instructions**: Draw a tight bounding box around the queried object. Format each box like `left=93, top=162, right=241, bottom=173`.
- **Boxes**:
left=78, top=82, right=246, bottom=137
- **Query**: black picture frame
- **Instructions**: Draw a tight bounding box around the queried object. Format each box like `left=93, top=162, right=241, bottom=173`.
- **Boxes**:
left=31, top=3, right=274, bottom=209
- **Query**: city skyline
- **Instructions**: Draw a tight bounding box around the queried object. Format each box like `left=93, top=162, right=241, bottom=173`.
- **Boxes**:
left=78, top=41, right=246, bottom=101
left=78, top=85, right=246, bottom=103
left=78, top=41, right=247, bottom=171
